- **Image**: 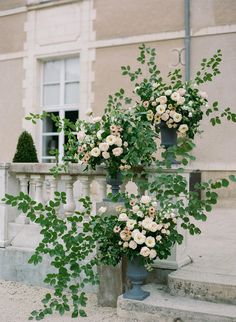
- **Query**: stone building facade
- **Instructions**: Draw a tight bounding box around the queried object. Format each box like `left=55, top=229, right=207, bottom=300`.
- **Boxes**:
left=0, top=0, right=236, bottom=171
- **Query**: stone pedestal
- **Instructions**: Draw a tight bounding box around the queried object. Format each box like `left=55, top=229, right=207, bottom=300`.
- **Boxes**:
left=96, top=200, right=125, bottom=307
left=152, top=170, right=192, bottom=270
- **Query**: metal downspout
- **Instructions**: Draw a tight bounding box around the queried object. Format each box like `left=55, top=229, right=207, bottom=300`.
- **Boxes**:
left=184, top=0, right=190, bottom=82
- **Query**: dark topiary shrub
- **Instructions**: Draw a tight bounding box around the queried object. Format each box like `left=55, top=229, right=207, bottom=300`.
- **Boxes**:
left=13, top=131, right=38, bottom=163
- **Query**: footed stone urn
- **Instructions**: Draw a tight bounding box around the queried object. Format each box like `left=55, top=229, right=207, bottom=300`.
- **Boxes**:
left=123, top=257, right=150, bottom=301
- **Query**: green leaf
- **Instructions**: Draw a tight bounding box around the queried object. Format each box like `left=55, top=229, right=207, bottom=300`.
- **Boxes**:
left=229, top=175, right=236, bottom=182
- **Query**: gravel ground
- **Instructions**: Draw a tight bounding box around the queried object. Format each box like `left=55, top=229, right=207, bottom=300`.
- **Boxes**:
left=0, top=279, right=131, bottom=322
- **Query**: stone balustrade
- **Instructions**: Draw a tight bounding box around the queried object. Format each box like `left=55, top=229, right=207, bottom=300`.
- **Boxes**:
left=0, top=162, right=107, bottom=247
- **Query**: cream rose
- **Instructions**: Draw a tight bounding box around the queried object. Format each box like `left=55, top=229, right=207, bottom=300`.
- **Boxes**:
left=171, top=92, right=181, bottom=101
left=140, top=195, right=151, bottom=204
left=99, top=142, right=109, bottom=152
left=133, top=232, right=146, bottom=245
left=120, top=230, right=131, bottom=241
left=145, top=236, right=155, bottom=248
left=115, top=137, right=122, bottom=147
left=161, top=112, right=169, bottom=122
left=112, top=147, right=123, bottom=157
left=156, top=104, right=166, bottom=115
left=172, top=112, right=182, bottom=123
left=177, top=97, right=185, bottom=105
left=106, top=135, right=117, bottom=145
left=90, top=147, right=101, bottom=157
left=149, top=249, right=157, bottom=259
left=178, top=88, right=186, bottom=96
left=118, top=213, right=128, bottom=221
left=149, top=222, right=159, bottom=232
left=77, top=131, right=86, bottom=141
left=129, top=240, right=137, bottom=250
left=165, top=89, right=172, bottom=96
left=132, top=205, right=140, bottom=213
left=126, top=219, right=136, bottom=230
left=157, top=96, right=167, bottom=105
left=178, top=124, right=189, bottom=133
left=140, top=246, right=151, bottom=257
left=102, top=151, right=110, bottom=159
left=98, top=206, right=107, bottom=214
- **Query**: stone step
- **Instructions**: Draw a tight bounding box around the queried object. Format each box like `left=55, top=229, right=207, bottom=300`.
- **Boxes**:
left=168, top=269, right=236, bottom=305
left=117, top=284, right=236, bottom=322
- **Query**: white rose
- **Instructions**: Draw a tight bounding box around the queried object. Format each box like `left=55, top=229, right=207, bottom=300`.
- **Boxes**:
left=156, top=104, right=166, bottom=115
left=112, top=147, right=123, bottom=157
left=123, top=141, right=128, bottom=147
left=149, top=222, right=159, bottom=232
left=141, top=217, right=153, bottom=230
left=164, top=223, right=170, bottom=229
left=140, top=246, right=151, bottom=257
left=118, top=213, right=128, bottom=221
left=77, top=131, right=86, bottom=141
left=90, top=147, right=101, bottom=157
left=102, top=151, right=110, bottom=159
left=156, top=224, right=163, bottom=230
left=171, top=92, right=181, bottom=101
left=172, top=112, right=182, bottom=123
left=165, top=90, right=172, bottom=96
left=145, top=236, right=155, bottom=248
left=152, top=83, right=159, bottom=88
left=98, top=206, right=107, bottom=214
left=161, top=228, right=167, bottom=234
left=115, top=137, right=122, bottom=147
left=97, top=130, right=104, bottom=140
left=156, top=235, right=162, bottom=241
left=106, top=135, right=117, bottom=145
left=99, top=142, right=109, bottom=152
left=140, top=195, right=151, bottom=204
left=126, top=219, right=136, bottom=230
left=161, top=112, right=169, bottom=122
left=123, top=242, right=129, bottom=248
left=178, top=124, right=189, bottom=133
left=188, top=112, right=193, bottom=117
left=149, top=249, right=157, bottom=259
left=137, top=210, right=144, bottom=218
left=132, top=205, right=140, bottom=213
left=152, top=201, right=158, bottom=207
left=157, top=96, right=167, bottom=104
left=92, top=116, right=102, bottom=123
left=129, top=240, right=137, bottom=250
left=131, top=229, right=140, bottom=238
left=177, top=97, right=185, bottom=105
left=178, top=88, right=186, bottom=96
left=133, top=232, right=146, bottom=245
left=151, top=101, right=157, bottom=107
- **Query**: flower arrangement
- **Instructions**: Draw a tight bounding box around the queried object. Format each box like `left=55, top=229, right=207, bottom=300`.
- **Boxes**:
left=135, top=81, right=208, bottom=139
left=73, top=98, right=157, bottom=178
left=95, top=194, right=184, bottom=268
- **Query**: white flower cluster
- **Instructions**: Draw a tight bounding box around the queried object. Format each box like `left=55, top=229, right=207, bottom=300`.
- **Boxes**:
left=76, top=121, right=131, bottom=170
left=142, top=85, right=209, bottom=135
left=113, top=195, right=177, bottom=261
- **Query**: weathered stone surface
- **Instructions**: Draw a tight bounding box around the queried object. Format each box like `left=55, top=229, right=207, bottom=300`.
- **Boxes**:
left=117, top=284, right=236, bottom=322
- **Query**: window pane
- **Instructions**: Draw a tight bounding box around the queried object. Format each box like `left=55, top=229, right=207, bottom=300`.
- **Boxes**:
left=43, top=112, right=59, bottom=133
left=43, top=84, right=60, bottom=106
left=43, top=60, right=60, bottom=83
left=42, top=158, right=56, bottom=163
left=42, top=135, right=59, bottom=157
left=65, top=110, right=79, bottom=124
left=65, top=58, right=79, bottom=81
left=65, top=82, right=79, bottom=104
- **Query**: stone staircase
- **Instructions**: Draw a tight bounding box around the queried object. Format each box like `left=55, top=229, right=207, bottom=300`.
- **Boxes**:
left=117, top=209, right=236, bottom=321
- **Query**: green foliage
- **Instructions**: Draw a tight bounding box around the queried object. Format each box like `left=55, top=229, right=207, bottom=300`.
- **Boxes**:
left=3, top=193, right=99, bottom=320
left=13, top=131, right=38, bottom=163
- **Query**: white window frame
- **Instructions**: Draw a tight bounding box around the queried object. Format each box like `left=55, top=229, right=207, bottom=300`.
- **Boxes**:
left=40, top=56, right=80, bottom=163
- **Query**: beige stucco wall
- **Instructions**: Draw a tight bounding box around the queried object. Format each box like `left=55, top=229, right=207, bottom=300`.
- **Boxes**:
left=92, top=39, right=184, bottom=115
left=0, top=59, right=24, bottom=162
left=0, top=0, right=26, bottom=11
left=190, top=32, right=236, bottom=166
left=0, top=12, right=26, bottom=53
left=94, top=0, right=184, bottom=40
left=191, top=0, right=236, bottom=32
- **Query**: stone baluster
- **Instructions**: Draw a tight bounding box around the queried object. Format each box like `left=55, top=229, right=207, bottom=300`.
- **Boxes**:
left=45, top=175, right=58, bottom=201
left=80, top=176, right=92, bottom=197
left=15, top=175, right=30, bottom=224
left=61, top=175, right=76, bottom=217
left=30, top=175, right=44, bottom=224
left=96, top=176, right=107, bottom=201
